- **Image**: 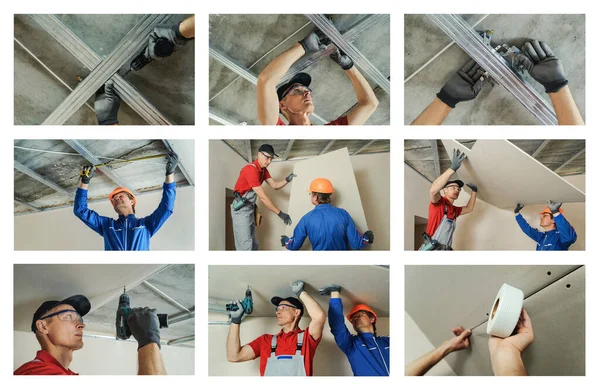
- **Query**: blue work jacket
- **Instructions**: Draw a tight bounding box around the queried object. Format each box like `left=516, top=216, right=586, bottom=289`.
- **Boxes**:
left=285, top=204, right=368, bottom=250
left=73, top=182, right=176, bottom=251
left=515, top=213, right=577, bottom=251
left=328, top=298, right=390, bottom=376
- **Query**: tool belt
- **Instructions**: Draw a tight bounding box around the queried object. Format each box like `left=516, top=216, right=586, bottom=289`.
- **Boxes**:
left=232, top=191, right=247, bottom=211
left=421, top=232, right=453, bottom=251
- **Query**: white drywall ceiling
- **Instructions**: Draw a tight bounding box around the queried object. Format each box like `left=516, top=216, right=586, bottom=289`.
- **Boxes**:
left=441, top=140, right=585, bottom=209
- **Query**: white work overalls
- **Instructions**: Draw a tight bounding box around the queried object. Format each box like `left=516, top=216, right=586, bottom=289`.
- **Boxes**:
left=263, top=331, right=307, bottom=376
left=231, top=189, right=259, bottom=250
left=419, top=205, right=457, bottom=250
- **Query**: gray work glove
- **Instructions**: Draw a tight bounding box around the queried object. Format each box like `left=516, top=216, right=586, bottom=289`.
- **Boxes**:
left=299, top=29, right=330, bottom=54
left=147, top=22, right=191, bottom=60
left=278, top=211, right=292, bottom=225
left=363, top=230, right=374, bottom=244
left=437, top=59, right=487, bottom=108
left=330, top=48, right=354, bottom=70
left=285, top=173, right=297, bottom=183
left=319, top=284, right=341, bottom=295
left=516, top=40, right=568, bottom=93
left=450, top=148, right=467, bottom=171
left=547, top=200, right=563, bottom=214
left=514, top=203, right=525, bottom=214
left=229, top=300, right=245, bottom=325
left=127, top=307, right=161, bottom=350
left=465, top=183, right=478, bottom=193
left=165, top=151, right=179, bottom=175
left=80, top=165, right=95, bottom=184
left=281, top=235, right=290, bottom=247
left=290, top=280, right=305, bottom=297
left=95, top=80, right=120, bottom=125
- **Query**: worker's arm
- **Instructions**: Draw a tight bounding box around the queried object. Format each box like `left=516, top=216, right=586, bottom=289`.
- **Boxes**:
left=95, top=80, right=120, bottom=125
left=553, top=213, right=577, bottom=246
left=73, top=166, right=106, bottom=235
left=179, top=15, right=195, bottom=39
left=292, top=281, right=326, bottom=340
left=515, top=214, right=544, bottom=243
left=460, top=183, right=478, bottom=215
left=344, top=212, right=369, bottom=250
left=127, top=308, right=166, bottom=375
left=137, top=343, right=166, bottom=375
left=264, top=178, right=288, bottom=190
left=489, top=308, right=533, bottom=376
left=405, top=327, right=471, bottom=376
left=344, top=66, right=379, bottom=125
left=430, top=148, right=467, bottom=203
left=252, top=185, right=280, bottom=214
left=327, top=291, right=353, bottom=354
left=143, top=182, right=176, bottom=234
left=285, top=217, right=308, bottom=250
left=411, top=97, right=453, bottom=125
left=226, top=324, right=257, bottom=363
left=549, top=87, right=584, bottom=125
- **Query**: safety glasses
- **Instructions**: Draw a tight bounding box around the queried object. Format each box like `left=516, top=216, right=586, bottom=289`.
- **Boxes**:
left=275, top=304, right=297, bottom=313
left=260, top=152, right=274, bottom=161
left=350, top=311, right=369, bottom=322
left=39, top=309, right=84, bottom=324
left=445, top=185, right=462, bottom=192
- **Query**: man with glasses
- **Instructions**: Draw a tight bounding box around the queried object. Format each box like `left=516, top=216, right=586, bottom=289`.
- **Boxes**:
left=257, top=25, right=379, bottom=125
left=226, top=281, right=326, bottom=376
left=15, top=294, right=167, bottom=375
left=318, top=285, right=389, bottom=376
left=419, top=148, right=478, bottom=250
left=513, top=200, right=577, bottom=250
left=231, top=144, right=296, bottom=250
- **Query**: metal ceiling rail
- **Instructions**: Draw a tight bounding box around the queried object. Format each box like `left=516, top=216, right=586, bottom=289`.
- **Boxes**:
left=555, top=147, right=585, bottom=172
left=304, top=14, right=390, bottom=94
left=352, top=140, right=376, bottom=155
left=430, top=140, right=441, bottom=177
left=14, top=161, right=73, bottom=196
left=162, top=140, right=195, bottom=186
left=14, top=198, right=42, bottom=212
left=532, top=140, right=551, bottom=158
left=142, top=281, right=190, bottom=313
left=427, top=14, right=558, bottom=125
left=319, top=140, right=336, bottom=155
left=246, top=140, right=253, bottom=162
left=209, top=108, right=242, bottom=126
left=37, top=14, right=172, bottom=125
left=282, top=140, right=295, bottom=161
left=169, top=308, right=195, bottom=325
left=63, top=140, right=138, bottom=194
left=167, top=335, right=195, bottom=345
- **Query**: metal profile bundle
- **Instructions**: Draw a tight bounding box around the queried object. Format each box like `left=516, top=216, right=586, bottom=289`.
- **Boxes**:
left=304, top=14, right=390, bottom=94
left=427, top=14, right=557, bottom=125
left=40, top=14, right=172, bottom=125
left=14, top=161, right=73, bottom=196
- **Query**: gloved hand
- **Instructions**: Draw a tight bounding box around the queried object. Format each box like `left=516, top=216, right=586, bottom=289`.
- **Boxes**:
left=363, top=230, right=374, bottom=244
left=299, top=29, right=330, bottom=54
left=514, top=203, right=525, bottom=214
left=450, top=148, right=467, bottom=171
left=95, top=80, right=120, bottom=125
left=281, top=235, right=290, bottom=247
left=465, top=183, right=478, bottom=193
left=127, top=307, right=161, bottom=350
left=290, top=280, right=305, bottom=297
left=547, top=200, right=563, bottom=214
left=285, top=173, right=297, bottom=183
left=229, top=300, right=245, bottom=325
left=165, top=151, right=179, bottom=175
left=516, top=40, right=568, bottom=93
left=318, top=284, right=341, bottom=295
left=330, top=48, right=354, bottom=70
left=147, top=23, right=191, bottom=60
left=80, top=165, right=95, bottom=184
left=437, top=59, right=487, bottom=108
left=278, top=211, right=292, bottom=225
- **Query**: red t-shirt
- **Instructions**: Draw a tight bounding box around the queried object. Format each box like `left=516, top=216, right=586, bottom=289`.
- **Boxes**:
left=247, top=327, right=322, bottom=376
left=14, top=350, right=78, bottom=375
left=425, top=196, right=463, bottom=237
left=233, top=160, right=272, bottom=196
left=276, top=116, right=348, bottom=126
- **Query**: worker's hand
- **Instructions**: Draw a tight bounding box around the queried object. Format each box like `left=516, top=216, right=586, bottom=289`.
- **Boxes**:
left=229, top=300, right=245, bottom=325
left=442, top=326, right=472, bottom=354
left=79, top=165, right=95, bottom=184
left=465, top=183, right=478, bottom=193
left=489, top=308, right=534, bottom=373
left=547, top=200, right=563, bottom=214
left=363, top=230, right=374, bottom=244
left=290, top=280, right=305, bottom=297
left=516, top=40, right=568, bottom=93
left=514, top=203, right=525, bottom=214
left=285, top=173, right=297, bottom=183
left=299, top=29, right=330, bottom=54
left=280, top=235, right=290, bottom=247
left=450, top=148, right=467, bottom=172
left=127, top=307, right=161, bottom=350
left=278, top=211, right=292, bottom=225
left=330, top=47, right=354, bottom=70
left=95, top=80, right=120, bottom=125
left=318, top=284, right=341, bottom=295
left=165, top=151, right=179, bottom=175
left=147, top=23, right=190, bottom=60
left=437, top=59, right=487, bottom=108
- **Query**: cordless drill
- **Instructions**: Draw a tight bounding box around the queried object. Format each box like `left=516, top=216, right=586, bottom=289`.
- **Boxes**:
left=115, top=287, right=169, bottom=340
left=225, top=287, right=253, bottom=315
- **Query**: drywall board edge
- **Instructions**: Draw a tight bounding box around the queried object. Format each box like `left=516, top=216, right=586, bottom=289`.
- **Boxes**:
left=283, top=147, right=368, bottom=250
left=441, top=140, right=585, bottom=208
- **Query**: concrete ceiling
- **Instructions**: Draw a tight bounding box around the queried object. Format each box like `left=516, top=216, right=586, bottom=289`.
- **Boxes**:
left=405, top=139, right=585, bottom=183
left=14, top=139, right=194, bottom=215
left=14, top=14, right=195, bottom=125
left=209, top=14, right=390, bottom=125
left=14, top=264, right=195, bottom=347
left=404, top=14, right=585, bottom=125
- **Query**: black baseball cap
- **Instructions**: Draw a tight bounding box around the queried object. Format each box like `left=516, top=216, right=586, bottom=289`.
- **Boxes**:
left=271, top=296, right=304, bottom=318
left=444, top=179, right=464, bottom=188
left=277, top=72, right=312, bottom=101
left=258, top=144, right=279, bottom=158
left=31, top=294, right=91, bottom=332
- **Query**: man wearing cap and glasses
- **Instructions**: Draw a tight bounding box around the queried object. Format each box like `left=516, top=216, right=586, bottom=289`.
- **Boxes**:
left=226, top=281, right=326, bottom=376
left=73, top=151, right=179, bottom=251
left=419, top=149, right=478, bottom=250
left=15, top=295, right=166, bottom=375
left=514, top=200, right=577, bottom=250
left=257, top=24, right=379, bottom=126
left=231, top=144, right=296, bottom=250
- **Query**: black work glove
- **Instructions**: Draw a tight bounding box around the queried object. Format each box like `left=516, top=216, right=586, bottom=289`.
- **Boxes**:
left=229, top=300, right=244, bottom=325
left=465, top=183, right=478, bottom=193
left=363, top=230, right=374, bottom=244
left=285, top=173, right=297, bottom=183
left=147, top=22, right=191, bottom=60
left=281, top=235, right=290, bottom=247
left=516, top=40, right=568, bottom=93
left=95, top=80, right=120, bottom=125
left=450, top=148, right=467, bottom=172
left=278, top=211, right=292, bottom=225
left=330, top=48, right=354, bottom=70
left=547, top=200, right=563, bottom=214
left=318, top=284, right=341, bottom=295
left=165, top=151, right=179, bottom=175
left=80, top=165, right=95, bottom=184
left=299, top=29, right=330, bottom=54
left=127, top=307, right=161, bottom=350
left=514, top=203, right=525, bottom=214
left=437, top=59, right=487, bottom=108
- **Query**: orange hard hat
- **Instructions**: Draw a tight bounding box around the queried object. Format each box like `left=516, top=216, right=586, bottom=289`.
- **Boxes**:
left=308, top=178, right=334, bottom=194
left=347, top=304, right=377, bottom=323
left=109, top=187, right=136, bottom=207
left=539, top=206, right=564, bottom=215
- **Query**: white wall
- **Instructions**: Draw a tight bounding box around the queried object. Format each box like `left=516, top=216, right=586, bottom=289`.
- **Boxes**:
left=14, top=331, right=194, bottom=375
left=208, top=315, right=390, bottom=376
left=14, top=186, right=195, bottom=250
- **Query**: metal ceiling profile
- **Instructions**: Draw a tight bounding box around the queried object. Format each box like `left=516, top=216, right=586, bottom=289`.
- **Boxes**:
left=14, top=161, right=74, bottom=197
left=427, top=14, right=558, bottom=125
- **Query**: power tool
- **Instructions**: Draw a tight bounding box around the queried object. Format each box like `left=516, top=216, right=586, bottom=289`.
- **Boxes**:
left=115, top=287, right=169, bottom=340
left=225, top=287, right=253, bottom=315
left=122, top=37, right=175, bottom=77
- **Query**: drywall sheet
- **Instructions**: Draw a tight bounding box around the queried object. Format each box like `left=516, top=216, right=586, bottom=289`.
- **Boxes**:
left=283, top=148, right=368, bottom=250
left=441, top=140, right=585, bottom=209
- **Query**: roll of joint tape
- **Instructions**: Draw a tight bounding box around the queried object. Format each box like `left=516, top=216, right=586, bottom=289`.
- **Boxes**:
left=486, top=283, right=524, bottom=338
